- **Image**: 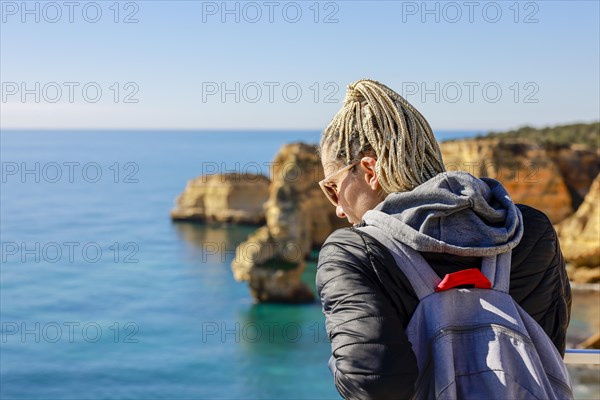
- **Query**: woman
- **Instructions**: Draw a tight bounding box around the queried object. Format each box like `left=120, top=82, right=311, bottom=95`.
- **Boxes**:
left=316, top=79, right=571, bottom=399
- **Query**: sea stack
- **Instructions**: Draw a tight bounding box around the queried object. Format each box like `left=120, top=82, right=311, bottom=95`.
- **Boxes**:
left=231, top=143, right=348, bottom=303
left=171, top=173, right=270, bottom=225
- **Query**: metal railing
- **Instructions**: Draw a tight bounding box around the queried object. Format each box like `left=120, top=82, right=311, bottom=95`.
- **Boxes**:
left=564, top=349, right=600, bottom=365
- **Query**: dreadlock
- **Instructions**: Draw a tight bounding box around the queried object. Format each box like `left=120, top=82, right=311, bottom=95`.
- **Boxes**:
left=319, top=79, right=445, bottom=193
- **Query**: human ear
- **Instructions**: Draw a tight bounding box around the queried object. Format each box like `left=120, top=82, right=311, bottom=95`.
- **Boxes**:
left=360, top=157, right=379, bottom=190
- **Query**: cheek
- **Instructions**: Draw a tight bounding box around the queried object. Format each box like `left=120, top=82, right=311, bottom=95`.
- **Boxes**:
left=340, top=177, right=374, bottom=219
left=338, top=178, right=360, bottom=210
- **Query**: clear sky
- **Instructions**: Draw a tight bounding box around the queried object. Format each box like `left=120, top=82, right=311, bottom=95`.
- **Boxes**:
left=1, top=0, right=599, bottom=131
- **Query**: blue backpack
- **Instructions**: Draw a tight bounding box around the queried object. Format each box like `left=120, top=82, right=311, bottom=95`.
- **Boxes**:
left=359, top=225, right=573, bottom=400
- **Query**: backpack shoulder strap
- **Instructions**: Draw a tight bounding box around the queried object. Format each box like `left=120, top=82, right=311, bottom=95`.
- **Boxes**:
left=481, top=252, right=511, bottom=293
left=358, top=225, right=440, bottom=300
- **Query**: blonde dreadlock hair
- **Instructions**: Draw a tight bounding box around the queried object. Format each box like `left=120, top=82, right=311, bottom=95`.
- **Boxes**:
left=320, top=79, right=445, bottom=193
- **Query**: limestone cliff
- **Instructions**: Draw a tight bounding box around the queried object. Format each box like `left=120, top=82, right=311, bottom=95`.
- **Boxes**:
left=171, top=173, right=270, bottom=224
left=545, top=144, right=600, bottom=209
left=557, top=173, right=600, bottom=283
left=231, top=143, right=348, bottom=303
left=440, top=138, right=599, bottom=223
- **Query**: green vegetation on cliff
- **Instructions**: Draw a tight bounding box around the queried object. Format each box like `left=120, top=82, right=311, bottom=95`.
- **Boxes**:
left=484, top=122, right=599, bottom=149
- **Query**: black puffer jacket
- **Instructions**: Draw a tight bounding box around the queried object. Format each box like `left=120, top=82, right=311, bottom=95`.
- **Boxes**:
left=316, top=204, right=571, bottom=400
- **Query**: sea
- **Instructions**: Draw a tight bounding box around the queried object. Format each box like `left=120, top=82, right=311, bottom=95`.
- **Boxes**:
left=1, top=130, right=598, bottom=399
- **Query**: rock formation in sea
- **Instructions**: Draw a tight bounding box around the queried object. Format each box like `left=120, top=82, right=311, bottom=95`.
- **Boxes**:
left=231, top=143, right=348, bottom=303
left=545, top=144, right=600, bottom=210
left=171, top=173, right=270, bottom=224
left=440, top=138, right=599, bottom=224
left=556, top=173, right=600, bottom=283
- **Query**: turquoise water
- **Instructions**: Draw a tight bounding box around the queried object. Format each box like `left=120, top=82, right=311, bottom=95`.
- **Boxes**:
left=2, top=130, right=595, bottom=399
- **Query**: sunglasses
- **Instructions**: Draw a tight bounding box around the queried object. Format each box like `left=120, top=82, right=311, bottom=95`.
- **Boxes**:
left=319, top=161, right=360, bottom=207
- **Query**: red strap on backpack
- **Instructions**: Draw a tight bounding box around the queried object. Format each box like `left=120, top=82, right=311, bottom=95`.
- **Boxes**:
left=435, top=268, right=492, bottom=292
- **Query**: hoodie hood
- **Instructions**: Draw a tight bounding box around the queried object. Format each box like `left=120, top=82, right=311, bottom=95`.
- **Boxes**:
left=362, top=171, right=523, bottom=257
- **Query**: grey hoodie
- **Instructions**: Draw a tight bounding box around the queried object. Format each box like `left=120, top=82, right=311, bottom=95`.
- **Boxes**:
left=362, top=171, right=524, bottom=257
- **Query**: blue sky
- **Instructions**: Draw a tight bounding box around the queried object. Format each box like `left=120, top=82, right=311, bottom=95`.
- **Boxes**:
left=1, top=0, right=599, bottom=130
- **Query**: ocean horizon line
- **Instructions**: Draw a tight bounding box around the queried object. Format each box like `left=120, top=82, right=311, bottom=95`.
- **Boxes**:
left=0, top=128, right=484, bottom=132
left=2, top=120, right=597, bottom=134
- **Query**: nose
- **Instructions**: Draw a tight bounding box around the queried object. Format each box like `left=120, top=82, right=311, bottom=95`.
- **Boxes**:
left=335, top=204, right=346, bottom=219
